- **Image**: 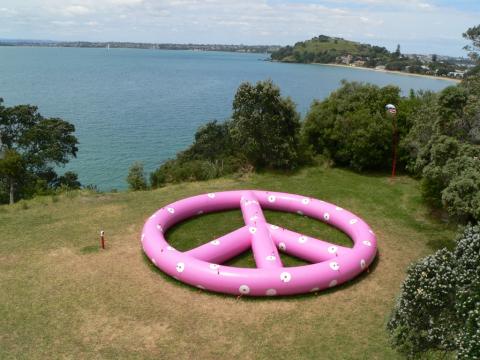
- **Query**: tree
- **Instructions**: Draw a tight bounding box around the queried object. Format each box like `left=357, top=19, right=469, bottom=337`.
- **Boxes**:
left=402, top=66, right=480, bottom=220
left=442, top=163, right=480, bottom=222
left=0, top=149, right=26, bottom=204
left=56, top=171, right=81, bottom=190
left=302, top=81, right=401, bottom=171
left=179, top=120, right=233, bottom=162
left=230, top=80, right=302, bottom=170
left=388, top=225, right=480, bottom=359
left=394, top=44, right=401, bottom=58
left=127, top=162, right=147, bottom=191
left=0, top=99, right=78, bottom=203
left=463, top=24, right=480, bottom=62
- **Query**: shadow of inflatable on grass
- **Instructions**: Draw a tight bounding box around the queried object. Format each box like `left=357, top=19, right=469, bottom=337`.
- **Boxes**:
left=141, top=248, right=381, bottom=302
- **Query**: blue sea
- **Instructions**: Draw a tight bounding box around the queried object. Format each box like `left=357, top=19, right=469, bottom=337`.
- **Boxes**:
left=0, top=47, right=456, bottom=190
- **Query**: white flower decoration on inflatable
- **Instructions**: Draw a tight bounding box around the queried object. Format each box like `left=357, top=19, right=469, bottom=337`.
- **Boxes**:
left=176, top=262, right=185, bottom=273
left=327, top=246, right=338, bottom=254
left=266, top=288, right=277, bottom=296
left=329, top=261, right=340, bottom=271
left=280, top=272, right=292, bottom=283
left=360, top=259, right=366, bottom=269
left=329, top=279, right=338, bottom=287
left=239, top=285, right=250, bottom=294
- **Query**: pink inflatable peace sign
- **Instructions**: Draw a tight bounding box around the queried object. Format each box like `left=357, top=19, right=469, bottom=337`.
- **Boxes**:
left=141, top=190, right=377, bottom=296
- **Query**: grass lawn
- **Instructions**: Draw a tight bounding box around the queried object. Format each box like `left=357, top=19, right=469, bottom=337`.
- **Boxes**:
left=0, top=166, right=456, bottom=359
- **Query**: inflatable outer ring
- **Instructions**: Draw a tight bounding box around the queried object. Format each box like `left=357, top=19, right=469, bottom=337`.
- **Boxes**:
left=141, top=190, right=377, bottom=296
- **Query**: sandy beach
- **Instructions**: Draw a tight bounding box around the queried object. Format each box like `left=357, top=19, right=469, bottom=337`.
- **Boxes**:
left=318, top=63, right=461, bottom=83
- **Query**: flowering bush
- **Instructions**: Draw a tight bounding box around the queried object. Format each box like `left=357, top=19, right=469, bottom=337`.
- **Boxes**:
left=388, top=225, right=480, bottom=359
left=454, top=225, right=480, bottom=359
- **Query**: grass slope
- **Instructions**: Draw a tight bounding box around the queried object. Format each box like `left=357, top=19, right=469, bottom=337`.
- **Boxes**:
left=0, top=167, right=455, bottom=359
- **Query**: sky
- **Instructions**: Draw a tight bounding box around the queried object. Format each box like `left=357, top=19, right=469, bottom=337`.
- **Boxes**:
left=0, top=0, right=479, bottom=56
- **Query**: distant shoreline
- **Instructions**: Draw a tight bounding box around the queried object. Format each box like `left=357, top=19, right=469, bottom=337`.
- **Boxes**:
left=315, top=63, right=461, bottom=83
left=0, top=41, right=278, bottom=54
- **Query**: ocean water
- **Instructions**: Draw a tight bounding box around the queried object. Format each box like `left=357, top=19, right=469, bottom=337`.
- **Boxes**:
left=0, top=47, right=456, bottom=190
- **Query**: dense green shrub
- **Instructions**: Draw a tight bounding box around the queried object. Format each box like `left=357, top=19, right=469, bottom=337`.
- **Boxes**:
left=387, top=248, right=457, bottom=357
left=149, top=80, right=304, bottom=187
left=442, top=165, right=480, bottom=222
left=179, top=120, right=233, bottom=162
left=302, top=81, right=401, bottom=171
left=56, top=171, right=81, bottom=190
left=127, top=162, right=148, bottom=191
left=388, top=225, right=480, bottom=359
left=454, top=225, right=480, bottom=359
left=401, top=72, right=480, bottom=221
left=150, top=156, right=242, bottom=188
left=409, top=135, right=480, bottom=220
left=149, top=119, right=243, bottom=188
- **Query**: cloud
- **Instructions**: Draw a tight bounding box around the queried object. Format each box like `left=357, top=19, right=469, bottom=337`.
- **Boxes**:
left=0, top=7, right=17, bottom=16
left=108, top=0, right=144, bottom=4
left=63, top=5, right=91, bottom=16
left=0, top=0, right=478, bottom=55
left=50, top=20, right=76, bottom=26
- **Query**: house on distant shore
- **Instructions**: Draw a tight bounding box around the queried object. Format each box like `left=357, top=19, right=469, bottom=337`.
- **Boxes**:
left=353, top=60, right=365, bottom=67
left=375, top=65, right=386, bottom=70
left=448, top=70, right=466, bottom=78
left=338, top=54, right=353, bottom=65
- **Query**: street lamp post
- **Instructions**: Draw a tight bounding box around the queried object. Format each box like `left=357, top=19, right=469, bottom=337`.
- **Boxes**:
left=0, top=137, right=4, bottom=160
left=385, top=104, right=398, bottom=179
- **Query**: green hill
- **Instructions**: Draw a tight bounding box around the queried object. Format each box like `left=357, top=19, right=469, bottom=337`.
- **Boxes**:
left=0, top=166, right=455, bottom=359
left=271, top=34, right=393, bottom=65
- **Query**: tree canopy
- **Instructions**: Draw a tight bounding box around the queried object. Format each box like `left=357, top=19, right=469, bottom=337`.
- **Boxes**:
left=0, top=99, right=79, bottom=203
left=463, top=24, right=480, bottom=62
left=150, top=80, right=303, bottom=188
left=302, top=81, right=401, bottom=171
left=230, top=80, right=302, bottom=170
